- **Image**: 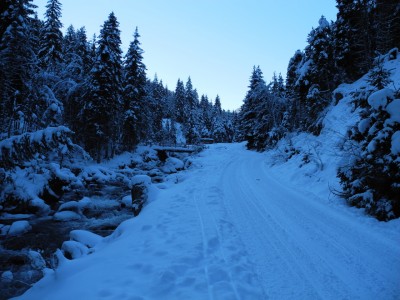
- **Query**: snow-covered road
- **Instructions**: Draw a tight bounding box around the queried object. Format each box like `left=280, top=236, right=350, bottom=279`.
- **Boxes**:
left=18, top=143, right=400, bottom=300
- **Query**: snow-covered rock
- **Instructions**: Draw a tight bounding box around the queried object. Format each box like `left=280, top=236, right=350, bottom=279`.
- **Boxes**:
left=28, top=250, right=46, bottom=270
left=58, top=197, right=93, bottom=215
left=131, top=175, right=152, bottom=187
left=1, top=271, right=13, bottom=283
left=8, top=220, right=32, bottom=236
left=62, top=240, right=89, bottom=259
left=161, top=157, right=185, bottom=174
left=69, top=230, right=102, bottom=248
left=131, top=175, right=152, bottom=216
left=53, top=211, right=81, bottom=221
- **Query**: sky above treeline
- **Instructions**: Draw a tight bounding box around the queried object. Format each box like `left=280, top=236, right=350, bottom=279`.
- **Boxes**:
left=33, top=0, right=338, bottom=111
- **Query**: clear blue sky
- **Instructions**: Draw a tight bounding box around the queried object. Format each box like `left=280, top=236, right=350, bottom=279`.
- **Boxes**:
left=33, top=0, right=338, bottom=111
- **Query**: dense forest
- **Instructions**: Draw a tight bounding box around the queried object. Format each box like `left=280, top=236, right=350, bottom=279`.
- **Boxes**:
left=0, top=0, right=236, bottom=163
left=0, top=0, right=399, bottom=222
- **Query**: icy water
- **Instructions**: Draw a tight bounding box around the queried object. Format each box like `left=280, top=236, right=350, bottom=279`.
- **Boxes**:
left=0, top=200, right=133, bottom=300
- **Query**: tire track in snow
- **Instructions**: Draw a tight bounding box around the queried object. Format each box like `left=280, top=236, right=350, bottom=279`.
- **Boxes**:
left=193, top=189, right=214, bottom=300
left=190, top=147, right=265, bottom=300
left=219, top=147, right=400, bottom=299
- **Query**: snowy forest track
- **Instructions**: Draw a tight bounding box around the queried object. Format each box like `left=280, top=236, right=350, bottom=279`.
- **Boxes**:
left=17, top=143, right=400, bottom=300
left=219, top=144, right=400, bottom=299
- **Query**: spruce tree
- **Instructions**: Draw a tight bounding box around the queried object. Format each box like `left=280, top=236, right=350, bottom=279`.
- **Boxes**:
left=0, top=0, right=37, bottom=136
left=238, top=66, right=267, bottom=149
left=84, top=12, right=122, bottom=161
left=38, top=0, right=63, bottom=71
left=122, top=27, right=147, bottom=150
left=174, top=79, right=186, bottom=123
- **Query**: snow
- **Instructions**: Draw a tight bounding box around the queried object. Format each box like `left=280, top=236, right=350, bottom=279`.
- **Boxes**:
left=61, top=241, right=89, bottom=259
left=131, top=174, right=151, bottom=186
left=391, top=131, right=400, bottom=155
left=69, top=230, right=103, bottom=248
left=28, top=251, right=46, bottom=270
left=1, top=271, right=13, bottom=283
left=367, top=88, right=393, bottom=110
left=8, top=220, right=32, bottom=236
left=386, top=99, right=400, bottom=123
left=16, top=141, right=400, bottom=300
left=318, top=16, right=329, bottom=28
left=53, top=211, right=81, bottom=221
left=161, top=157, right=184, bottom=174
left=58, top=197, right=93, bottom=214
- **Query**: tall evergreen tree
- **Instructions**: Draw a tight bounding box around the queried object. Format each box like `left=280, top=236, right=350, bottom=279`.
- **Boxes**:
left=0, top=0, right=37, bottom=136
left=238, top=66, right=267, bottom=148
left=334, top=0, right=375, bottom=80
left=174, top=79, right=186, bottom=123
left=121, top=27, right=147, bottom=150
left=38, top=0, right=63, bottom=70
left=83, top=12, right=122, bottom=161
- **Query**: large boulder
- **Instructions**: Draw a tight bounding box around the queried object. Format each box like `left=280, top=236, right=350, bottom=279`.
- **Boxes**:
left=131, top=175, right=151, bottom=216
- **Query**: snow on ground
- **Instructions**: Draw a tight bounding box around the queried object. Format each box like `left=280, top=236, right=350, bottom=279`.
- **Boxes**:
left=16, top=142, right=400, bottom=300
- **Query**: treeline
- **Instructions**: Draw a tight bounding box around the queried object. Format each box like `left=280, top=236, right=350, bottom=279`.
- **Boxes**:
left=0, top=0, right=236, bottom=162
left=238, top=1, right=399, bottom=150
left=237, top=0, right=399, bottom=220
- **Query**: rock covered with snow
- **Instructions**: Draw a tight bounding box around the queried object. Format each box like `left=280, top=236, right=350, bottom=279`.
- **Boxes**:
left=70, top=230, right=102, bottom=248
left=28, top=251, right=46, bottom=270
left=161, top=157, right=185, bottom=174
left=62, top=240, right=89, bottom=259
left=131, top=175, right=152, bottom=216
left=1, top=271, right=13, bottom=283
left=53, top=211, right=81, bottom=221
left=58, top=197, right=94, bottom=215
left=8, top=220, right=32, bottom=236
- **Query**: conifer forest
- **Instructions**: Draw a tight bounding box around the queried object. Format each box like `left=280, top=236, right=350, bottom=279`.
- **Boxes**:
left=0, top=1, right=399, bottom=299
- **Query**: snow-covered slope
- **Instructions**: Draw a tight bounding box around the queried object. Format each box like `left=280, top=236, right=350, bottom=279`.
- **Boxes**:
left=16, top=143, right=400, bottom=300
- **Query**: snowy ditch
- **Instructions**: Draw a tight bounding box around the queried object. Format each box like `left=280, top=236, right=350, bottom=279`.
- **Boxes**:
left=0, top=144, right=201, bottom=299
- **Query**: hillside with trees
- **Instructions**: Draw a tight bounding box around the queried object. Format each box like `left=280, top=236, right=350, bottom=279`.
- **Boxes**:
left=237, top=1, right=400, bottom=220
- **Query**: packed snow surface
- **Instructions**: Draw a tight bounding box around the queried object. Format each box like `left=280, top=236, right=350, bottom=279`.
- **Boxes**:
left=17, top=144, right=400, bottom=300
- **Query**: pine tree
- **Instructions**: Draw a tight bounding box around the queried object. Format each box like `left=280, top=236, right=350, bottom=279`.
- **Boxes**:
left=214, top=95, right=222, bottom=114
left=38, top=0, right=63, bottom=71
left=334, top=0, right=375, bottom=80
left=174, top=79, right=186, bottom=123
left=338, top=88, right=400, bottom=220
left=0, top=0, right=37, bottom=136
left=121, top=27, right=147, bottom=150
left=83, top=12, right=123, bottom=161
left=182, top=77, right=200, bottom=144
left=238, top=66, right=267, bottom=149
left=374, top=1, right=400, bottom=54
